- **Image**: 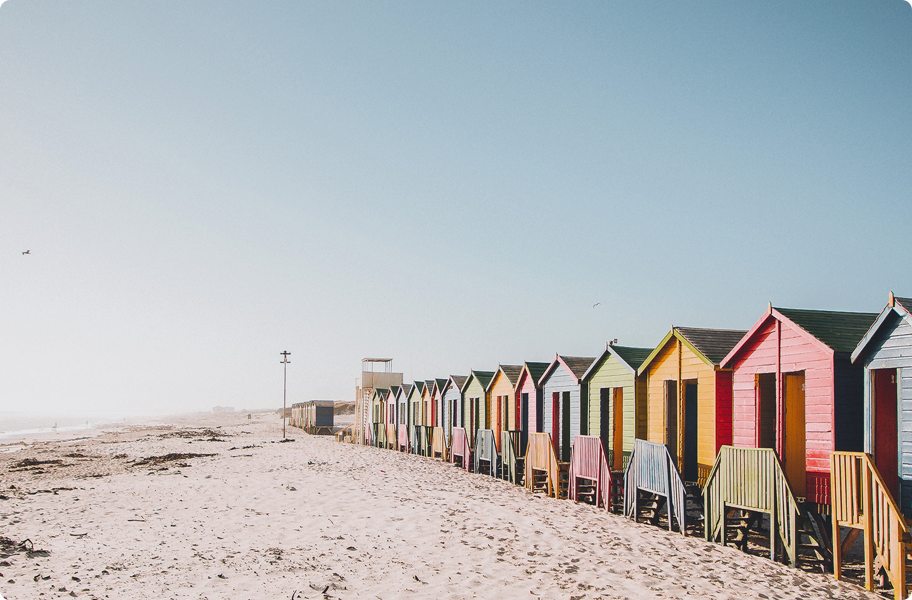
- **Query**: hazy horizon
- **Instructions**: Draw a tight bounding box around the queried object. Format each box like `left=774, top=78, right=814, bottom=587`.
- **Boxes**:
left=3, top=1, right=911, bottom=415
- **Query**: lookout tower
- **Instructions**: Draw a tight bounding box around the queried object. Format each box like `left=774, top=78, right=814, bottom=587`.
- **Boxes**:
left=356, top=358, right=403, bottom=444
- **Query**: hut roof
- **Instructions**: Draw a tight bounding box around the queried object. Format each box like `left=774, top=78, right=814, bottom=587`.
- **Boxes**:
left=522, top=361, right=550, bottom=385
left=675, top=327, right=747, bottom=365
left=499, top=365, right=523, bottom=385
left=851, top=293, right=912, bottom=363
left=450, top=375, right=468, bottom=390
left=582, top=344, right=653, bottom=380
left=775, top=307, right=877, bottom=355
left=463, top=370, right=495, bottom=393
left=435, top=378, right=448, bottom=392
left=540, top=355, right=596, bottom=385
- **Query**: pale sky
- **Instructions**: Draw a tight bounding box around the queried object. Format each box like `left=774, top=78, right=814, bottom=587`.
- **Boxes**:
left=2, top=1, right=911, bottom=416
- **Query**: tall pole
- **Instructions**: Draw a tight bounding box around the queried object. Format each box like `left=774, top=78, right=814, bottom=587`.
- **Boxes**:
left=281, top=351, right=291, bottom=439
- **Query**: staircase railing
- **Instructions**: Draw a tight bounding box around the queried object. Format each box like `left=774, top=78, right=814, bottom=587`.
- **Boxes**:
left=624, top=439, right=686, bottom=534
left=832, top=451, right=908, bottom=600
left=500, top=430, right=522, bottom=485
left=525, top=433, right=560, bottom=498
left=431, top=427, right=447, bottom=460
left=397, top=424, right=409, bottom=451
left=474, top=429, right=500, bottom=476
left=703, top=446, right=800, bottom=566
left=449, top=427, right=472, bottom=471
left=569, top=435, right=612, bottom=512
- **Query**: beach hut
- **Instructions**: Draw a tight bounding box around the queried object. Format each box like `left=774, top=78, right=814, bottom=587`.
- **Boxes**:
left=462, top=370, right=495, bottom=448
left=420, top=379, right=436, bottom=456
left=442, top=375, right=467, bottom=440
left=516, top=361, right=550, bottom=449
left=303, top=401, right=335, bottom=435
left=829, top=293, right=912, bottom=597
left=719, top=305, right=875, bottom=505
left=369, top=388, right=387, bottom=447
left=430, top=378, right=449, bottom=458
left=637, top=327, right=745, bottom=485
left=385, top=386, right=400, bottom=450
left=581, top=343, right=651, bottom=471
left=539, top=355, right=596, bottom=462
left=396, top=384, right=412, bottom=452
left=486, top=365, right=523, bottom=482
left=407, top=382, right=423, bottom=454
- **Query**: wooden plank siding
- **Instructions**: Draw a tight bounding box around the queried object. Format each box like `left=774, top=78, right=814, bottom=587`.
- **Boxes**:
left=461, top=372, right=494, bottom=448
left=488, top=368, right=520, bottom=452
left=540, top=357, right=594, bottom=463
left=854, top=303, right=912, bottom=517
left=442, top=376, right=467, bottom=447
left=583, top=348, right=648, bottom=470
left=724, top=306, right=875, bottom=506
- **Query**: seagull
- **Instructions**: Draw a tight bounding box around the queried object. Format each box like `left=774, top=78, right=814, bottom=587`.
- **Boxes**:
left=593, top=302, right=600, bottom=308
left=22, top=250, right=30, bottom=255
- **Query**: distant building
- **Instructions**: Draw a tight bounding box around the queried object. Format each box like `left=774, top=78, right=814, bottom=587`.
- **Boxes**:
left=355, top=358, right=403, bottom=444
left=212, top=406, right=235, bottom=413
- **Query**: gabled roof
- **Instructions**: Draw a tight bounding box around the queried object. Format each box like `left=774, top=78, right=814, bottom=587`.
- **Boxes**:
left=852, top=293, right=912, bottom=363
left=434, top=378, right=448, bottom=394
left=520, top=361, right=550, bottom=387
left=371, top=388, right=388, bottom=400
left=413, top=381, right=425, bottom=394
left=446, top=375, right=468, bottom=394
left=387, top=385, right=400, bottom=399
left=539, top=354, right=596, bottom=386
left=398, top=384, right=412, bottom=398
left=582, top=343, right=653, bottom=380
left=424, top=380, right=435, bottom=395
left=462, top=370, right=495, bottom=393
left=776, top=307, right=877, bottom=355
left=639, top=327, right=747, bottom=374
left=721, top=304, right=878, bottom=368
left=406, top=383, right=423, bottom=400
left=485, top=365, right=523, bottom=392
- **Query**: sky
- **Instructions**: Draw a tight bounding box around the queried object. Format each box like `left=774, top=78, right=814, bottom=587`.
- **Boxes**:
left=1, top=1, right=911, bottom=417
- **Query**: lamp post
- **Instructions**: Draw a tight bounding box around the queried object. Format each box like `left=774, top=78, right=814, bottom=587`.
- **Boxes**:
left=280, top=351, right=291, bottom=439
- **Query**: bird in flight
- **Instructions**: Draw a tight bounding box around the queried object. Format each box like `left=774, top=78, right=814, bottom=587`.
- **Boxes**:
left=593, top=302, right=600, bottom=308
left=22, top=250, right=30, bottom=255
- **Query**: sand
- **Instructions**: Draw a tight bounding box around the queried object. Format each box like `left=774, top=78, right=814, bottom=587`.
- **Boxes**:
left=0, top=411, right=881, bottom=600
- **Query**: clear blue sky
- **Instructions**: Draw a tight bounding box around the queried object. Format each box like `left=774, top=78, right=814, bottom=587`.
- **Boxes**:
left=2, top=1, right=910, bottom=415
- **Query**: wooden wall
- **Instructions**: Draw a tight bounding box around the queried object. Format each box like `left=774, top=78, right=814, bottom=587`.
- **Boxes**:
left=489, top=372, right=515, bottom=433
left=541, top=363, right=584, bottom=462
left=860, top=311, right=912, bottom=516
left=644, top=337, right=720, bottom=479
left=729, top=316, right=836, bottom=505
left=443, top=383, right=462, bottom=440
left=462, top=377, right=488, bottom=445
left=585, top=355, right=642, bottom=464
left=518, top=371, right=539, bottom=434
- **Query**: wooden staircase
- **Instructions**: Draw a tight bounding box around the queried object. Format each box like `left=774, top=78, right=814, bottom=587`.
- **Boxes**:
left=568, top=435, right=613, bottom=511
left=624, top=439, right=687, bottom=534
left=525, top=433, right=563, bottom=498
left=832, top=451, right=909, bottom=600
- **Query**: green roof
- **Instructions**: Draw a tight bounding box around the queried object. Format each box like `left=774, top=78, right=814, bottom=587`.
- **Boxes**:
left=468, top=370, right=496, bottom=390
left=524, top=361, right=549, bottom=383
left=776, top=307, right=878, bottom=355
left=609, top=345, right=653, bottom=371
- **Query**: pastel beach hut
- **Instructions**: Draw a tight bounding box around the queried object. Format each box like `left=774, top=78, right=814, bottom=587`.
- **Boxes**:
left=515, top=361, right=549, bottom=488
left=421, top=379, right=436, bottom=456
left=443, top=375, right=469, bottom=467
left=430, top=378, right=449, bottom=458
left=517, top=361, right=550, bottom=445
left=828, top=294, right=912, bottom=596
left=703, top=305, right=875, bottom=568
left=539, top=355, right=596, bottom=462
left=486, top=364, right=524, bottom=482
left=385, top=386, right=400, bottom=450
left=462, top=370, right=496, bottom=474
left=406, top=382, right=423, bottom=454
left=637, top=327, right=745, bottom=484
left=581, top=343, right=651, bottom=471
left=369, top=388, right=387, bottom=447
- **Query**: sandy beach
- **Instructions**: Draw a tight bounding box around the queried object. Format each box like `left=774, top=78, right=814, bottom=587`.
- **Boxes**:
left=0, top=411, right=881, bottom=600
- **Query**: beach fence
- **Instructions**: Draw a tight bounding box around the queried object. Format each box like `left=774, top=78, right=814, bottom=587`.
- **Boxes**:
left=703, top=446, right=806, bottom=567
left=500, top=430, right=523, bottom=485
left=624, top=439, right=686, bottom=534
left=450, top=426, right=472, bottom=471
left=431, top=427, right=447, bottom=460
left=831, top=451, right=908, bottom=599
left=524, top=433, right=565, bottom=498
left=569, top=435, right=612, bottom=512
left=474, top=429, right=500, bottom=476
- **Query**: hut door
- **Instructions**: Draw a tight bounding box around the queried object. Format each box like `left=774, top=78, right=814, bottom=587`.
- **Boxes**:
left=873, top=369, right=899, bottom=499
left=684, top=382, right=698, bottom=482
left=665, top=380, right=678, bottom=462
left=521, top=392, right=529, bottom=451
left=599, top=388, right=611, bottom=461
left=613, top=388, right=624, bottom=470
left=552, top=392, right=560, bottom=452
left=783, top=372, right=807, bottom=497
left=757, top=373, right=776, bottom=449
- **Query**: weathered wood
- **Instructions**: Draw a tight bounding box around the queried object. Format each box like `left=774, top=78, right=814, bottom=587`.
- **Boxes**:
left=624, top=439, right=686, bottom=534
left=831, top=451, right=908, bottom=600
left=450, top=427, right=472, bottom=472
left=474, top=429, right=500, bottom=476
left=525, top=432, right=560, bottom=498
left=568, top=435, right=612, bottom=511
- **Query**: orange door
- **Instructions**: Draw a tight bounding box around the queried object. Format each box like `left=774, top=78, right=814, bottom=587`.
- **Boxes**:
left=783, top=372, right=806, bottom=497
left=612, top=388, right=624, bottom=470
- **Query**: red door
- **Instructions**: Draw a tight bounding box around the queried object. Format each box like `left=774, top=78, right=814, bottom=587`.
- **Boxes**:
left=874, top=369, right=899, bottom=499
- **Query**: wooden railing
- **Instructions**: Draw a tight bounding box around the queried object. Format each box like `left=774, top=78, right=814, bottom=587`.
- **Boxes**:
left=334, top=424, right=353, bottom=443
left=474, top=429, right=500, bottom=476
left=500, top=430, right=521, bottom=485
left=624, top=439, right=686, bottom=534
left=525, top=433, right=560, bottom=498
left=832, top=452, right=908, bottom=600
left=431, top=427, right=447, bottom=460
left=703, top=446, right=800, bottom=566
left=569, top=435, right=612, bottom=512
left=386, top=424, right=397, bottom=449
left=397, top=424, right=409, bottom=450
left=450, top=427, right=472, bottom=471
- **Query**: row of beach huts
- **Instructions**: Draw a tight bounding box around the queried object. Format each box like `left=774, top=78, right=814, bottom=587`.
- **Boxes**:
left=304, top=294, right=912, bottom=598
